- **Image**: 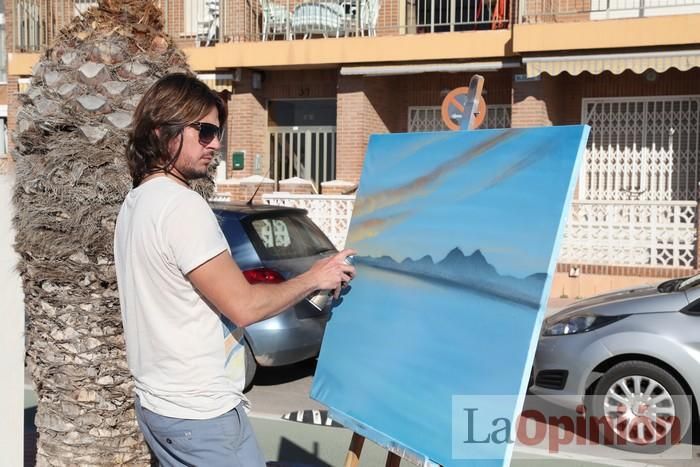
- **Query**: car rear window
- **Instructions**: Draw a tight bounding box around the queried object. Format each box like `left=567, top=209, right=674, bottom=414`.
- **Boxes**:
left=242, top=213, right=335, bottom=260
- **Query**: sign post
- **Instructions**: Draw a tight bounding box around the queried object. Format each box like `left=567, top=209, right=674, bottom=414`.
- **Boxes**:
left=440, top=75, right=486, bottom=131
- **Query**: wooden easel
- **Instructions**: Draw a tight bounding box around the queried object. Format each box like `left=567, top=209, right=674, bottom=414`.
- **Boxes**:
left=344, top=432, right=402, bottom=467
left=341, top=75, right=486, bottom=467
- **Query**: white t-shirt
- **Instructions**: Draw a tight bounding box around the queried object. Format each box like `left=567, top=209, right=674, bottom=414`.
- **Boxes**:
left=114, top=177, right=248, bottom=419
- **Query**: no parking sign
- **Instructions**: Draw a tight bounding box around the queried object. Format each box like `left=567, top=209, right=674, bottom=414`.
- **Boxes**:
left=441, top=86, right=487, bottom=130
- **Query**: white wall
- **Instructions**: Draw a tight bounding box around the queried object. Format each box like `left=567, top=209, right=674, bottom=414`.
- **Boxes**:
left=0, top=170, right=24, bottom=466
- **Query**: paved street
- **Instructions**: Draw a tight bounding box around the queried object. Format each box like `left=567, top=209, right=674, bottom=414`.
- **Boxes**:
left=239, top=296, right=700, bottom=467
left=22, top=298, right=700, bottom=466
left=245, top=298, right=577, bottom=419
left=243, top=358, right=699, bottom=467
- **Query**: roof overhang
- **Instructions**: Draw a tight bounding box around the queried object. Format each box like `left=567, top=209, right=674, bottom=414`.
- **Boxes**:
left=523, top=49, right=700, bottom=78
left=340, top=59, right=521, bottom=76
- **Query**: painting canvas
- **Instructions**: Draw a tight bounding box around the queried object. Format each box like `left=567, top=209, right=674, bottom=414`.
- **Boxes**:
left=310, top=126, right=590, bottom=466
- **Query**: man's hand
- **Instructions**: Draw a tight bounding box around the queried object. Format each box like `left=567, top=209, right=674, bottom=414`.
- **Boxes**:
left=304, top=249, right=356, bottom=295
left=188, top=248, right=357, bottom=327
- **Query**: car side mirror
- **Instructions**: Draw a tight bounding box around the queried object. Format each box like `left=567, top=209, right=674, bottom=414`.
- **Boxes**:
left=680, top=297, right=700, bottom=315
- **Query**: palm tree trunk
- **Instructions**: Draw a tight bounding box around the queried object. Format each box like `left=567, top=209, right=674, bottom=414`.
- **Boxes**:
left=13, top=1, right=216, bottom=464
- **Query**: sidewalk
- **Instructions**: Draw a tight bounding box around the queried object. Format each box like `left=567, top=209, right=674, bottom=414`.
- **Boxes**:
left=546, top=295, right=579, bottom=316
left=22, top=298, right=586, bottom=466
left=24, top=388, right=625, bottom=467
left=251, top=415, right=625, bottom=467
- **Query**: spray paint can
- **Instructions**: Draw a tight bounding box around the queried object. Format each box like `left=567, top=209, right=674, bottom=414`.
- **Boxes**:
left=307, top=255, right=354, bottom=311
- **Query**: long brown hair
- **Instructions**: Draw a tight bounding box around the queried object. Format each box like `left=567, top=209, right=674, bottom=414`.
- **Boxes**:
left=126, top=73, right=227, bottom=187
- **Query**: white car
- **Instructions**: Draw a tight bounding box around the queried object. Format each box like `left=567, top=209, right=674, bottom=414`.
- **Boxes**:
left=531, top=276, right=700, bottom=452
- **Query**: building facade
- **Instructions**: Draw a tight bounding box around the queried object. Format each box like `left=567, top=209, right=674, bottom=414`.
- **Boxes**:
left=5, top=0, right=700, bottom=296
left=0, top=1, right=9, bottom=171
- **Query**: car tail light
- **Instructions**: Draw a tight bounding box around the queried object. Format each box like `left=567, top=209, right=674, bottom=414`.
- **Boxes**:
left=243, top=268, right=285, bottom=284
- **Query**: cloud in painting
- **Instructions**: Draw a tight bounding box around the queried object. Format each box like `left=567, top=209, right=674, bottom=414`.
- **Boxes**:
left=346, top=210, right=415, bottom=244
left=352, top=130, right=518, bottom=218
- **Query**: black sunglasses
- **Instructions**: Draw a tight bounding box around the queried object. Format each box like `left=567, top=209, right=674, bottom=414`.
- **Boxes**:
left=188, top=122, right=224, bottom=145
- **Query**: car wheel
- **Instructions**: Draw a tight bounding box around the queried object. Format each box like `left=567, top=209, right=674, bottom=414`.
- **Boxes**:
left=590, top=360, right=692, bottom=453
left=243, top=339, right=257, bottom=391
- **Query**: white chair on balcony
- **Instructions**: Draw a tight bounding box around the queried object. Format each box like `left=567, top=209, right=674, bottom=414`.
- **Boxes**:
left=260, top=0, right=291, bottom=40
left=291, top=1, right=347, bottom=39
left=197, top=0, right=220, bottom=47
left=360, top=0, right=380, bottom=36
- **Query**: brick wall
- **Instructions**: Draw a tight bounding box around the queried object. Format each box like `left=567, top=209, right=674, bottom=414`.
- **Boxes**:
left=5, top=0, right=23, bottom=155
left=228, top=69, right=267, bottom=178
left=6, top=75, right=19, bottom=156
left=264, top=69, right=338, bottom=100
left=376, top=0, right=401, bottom=35
left=161, top=0, right=193, bottom=49
left=0, top=84, right=8, bottom=106
left=226, top=68, right=339, bottom=181
left=332, top=71, right=515, bottom=184
left=509, top=68, right=700, bottom=130
left=522, top=0, right=592, bottom=23
left=229, top=0, right=260, bottom=42
left=335, top=74, right=402, bottom=184
left=511, top=74, right=563, bottom=128
left=364, top=76, right=393, bottom=134
left=227, top=69, right=522, bottom=187
left=6, top=0, right=14, bottom=53
left=512, top=79, right=550, bottom=127
left=336, top=75, right=366, bottom=183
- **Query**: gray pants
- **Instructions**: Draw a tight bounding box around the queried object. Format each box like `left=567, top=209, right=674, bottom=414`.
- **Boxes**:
left=134, top=396, right=266, bottom=467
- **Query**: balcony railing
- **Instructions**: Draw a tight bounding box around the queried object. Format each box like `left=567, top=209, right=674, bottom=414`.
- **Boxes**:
left=197, top=0, right=511, bottom=43
left=10, top=0, right=511, bottom=52
left=12, top=0, right=98, bottom=52
left=10, top=0, right=700, bottom=52
left=0, top=14, right=7, bottom=82
left=519, top=0, right=700, bottom=23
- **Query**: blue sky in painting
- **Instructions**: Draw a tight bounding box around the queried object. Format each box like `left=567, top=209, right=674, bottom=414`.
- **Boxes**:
left=348, top=127, right=588, bottom=278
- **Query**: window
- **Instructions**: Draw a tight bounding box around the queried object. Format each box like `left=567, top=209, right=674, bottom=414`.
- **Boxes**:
left=243, top=214, right=335, bottom=260
left=251, top=218, right=292, bottom=248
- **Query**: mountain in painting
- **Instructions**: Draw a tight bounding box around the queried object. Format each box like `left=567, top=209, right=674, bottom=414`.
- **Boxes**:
left=356, top=248, right=546, bottom=308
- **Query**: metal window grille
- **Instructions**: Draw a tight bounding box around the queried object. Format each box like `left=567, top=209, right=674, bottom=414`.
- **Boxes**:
left=560, top=95, right=700, bottom=268
left=580, top=96, right=700, bottom=201
left=407, top=104, right=512, bottom=132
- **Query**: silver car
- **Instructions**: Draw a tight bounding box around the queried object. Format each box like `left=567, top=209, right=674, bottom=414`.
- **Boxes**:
left=212, top=203, right=337, bottom=388
left=531, top=276, right=700, bottom=451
